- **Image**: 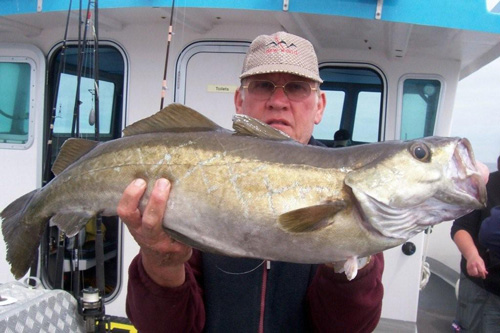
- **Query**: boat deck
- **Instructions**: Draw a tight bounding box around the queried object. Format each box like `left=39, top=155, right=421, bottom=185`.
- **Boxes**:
left=375, top=273, right=456, bottom=332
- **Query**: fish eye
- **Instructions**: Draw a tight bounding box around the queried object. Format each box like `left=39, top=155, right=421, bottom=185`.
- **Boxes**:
left=409, top=142, right=431, bottom=162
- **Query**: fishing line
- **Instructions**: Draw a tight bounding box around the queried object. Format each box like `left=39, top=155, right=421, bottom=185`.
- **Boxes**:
left=160, top=0, right=176, bottom=109
left=216, top=260, right=266, bottom=275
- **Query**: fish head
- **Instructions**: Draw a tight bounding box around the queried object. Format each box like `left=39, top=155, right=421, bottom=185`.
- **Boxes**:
left=345, top=136, right=487, bottom=240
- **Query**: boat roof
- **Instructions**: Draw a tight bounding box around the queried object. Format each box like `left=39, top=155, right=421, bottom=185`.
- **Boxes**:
left=2, top=1, right=500, bottom=32
left=1, top=0, right=500, bottom=78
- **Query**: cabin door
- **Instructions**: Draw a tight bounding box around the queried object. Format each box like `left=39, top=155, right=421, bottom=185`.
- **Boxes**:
left=40, top=42, right=126, bottom=301
left=174, top=41, right=249, bottom=128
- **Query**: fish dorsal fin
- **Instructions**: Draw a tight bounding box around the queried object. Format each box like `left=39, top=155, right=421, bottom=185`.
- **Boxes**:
left=278, top=201, right=346, bottom=233
left=232, top=114, right=293, bottom=141
left=52, top=138, right=99, bottom=175
left=123, top=103, right=222, bottom=136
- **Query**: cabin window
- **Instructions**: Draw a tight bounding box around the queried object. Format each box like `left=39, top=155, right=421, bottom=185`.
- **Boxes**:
left=41, top=43, right=126, bottom=302
left=399, top=78, right=442, bottom=140
left=314, top=66, right=385, bottom=146
left=0, top=61, right=34, bottom=148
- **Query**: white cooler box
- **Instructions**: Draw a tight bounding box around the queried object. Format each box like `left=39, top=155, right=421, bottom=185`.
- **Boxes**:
left=0, top=281, right=85, bottom=332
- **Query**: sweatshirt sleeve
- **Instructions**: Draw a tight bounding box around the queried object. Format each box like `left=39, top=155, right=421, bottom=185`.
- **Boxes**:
left=306, top=252, right=384, bottom=333
left=126, top=251, right=205, bottom=333
left=479, top=206, right=500, bottom=257
left=451, top=209, right=481, bottom=240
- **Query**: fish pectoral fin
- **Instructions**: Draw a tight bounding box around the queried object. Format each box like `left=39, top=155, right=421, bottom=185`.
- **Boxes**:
left=278, top=202, right=346, bottom=233
left=50, top=212, right=96, bottom=238
left=232, top=114, right=294, bottom=141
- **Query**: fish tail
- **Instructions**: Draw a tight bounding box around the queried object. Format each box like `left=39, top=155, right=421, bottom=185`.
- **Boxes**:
left=1, top=189, right=46, bottom=279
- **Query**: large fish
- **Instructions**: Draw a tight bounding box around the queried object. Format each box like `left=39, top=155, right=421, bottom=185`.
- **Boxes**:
left=1, top=104, right=487, bottom=280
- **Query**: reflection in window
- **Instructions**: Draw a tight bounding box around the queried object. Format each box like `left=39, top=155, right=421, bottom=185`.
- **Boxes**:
left=400, top=79, right=441, bottom=140
left=0, top=62, right=31, bottom=145
left=53, top=73, right=115, bottom=135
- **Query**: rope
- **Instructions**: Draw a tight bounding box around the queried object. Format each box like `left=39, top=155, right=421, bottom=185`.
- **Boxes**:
left=420, top=261, right=430, bottom=290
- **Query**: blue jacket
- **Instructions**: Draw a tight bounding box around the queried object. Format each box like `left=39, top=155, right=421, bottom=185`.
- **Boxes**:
left=479, top=206, right=500, bottom=257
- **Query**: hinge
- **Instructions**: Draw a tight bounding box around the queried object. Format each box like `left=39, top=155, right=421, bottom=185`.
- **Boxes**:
left=375, top=0, right=383, bottom=20
left=283, top=0, right=289, bottom=12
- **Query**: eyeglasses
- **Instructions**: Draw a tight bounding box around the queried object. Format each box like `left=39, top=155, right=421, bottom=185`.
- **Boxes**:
left=241, top=80, right=317, bottom=101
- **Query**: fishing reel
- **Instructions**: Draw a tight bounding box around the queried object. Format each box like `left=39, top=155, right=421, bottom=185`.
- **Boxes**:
left=78, top=287, right=107, bottom=332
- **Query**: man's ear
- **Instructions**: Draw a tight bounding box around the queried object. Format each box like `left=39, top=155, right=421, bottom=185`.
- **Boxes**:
left=234, top=88, right=243, bottom=114
left=314, top=91, right=326, bottom=125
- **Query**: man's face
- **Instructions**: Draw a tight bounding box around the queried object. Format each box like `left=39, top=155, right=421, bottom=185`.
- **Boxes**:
left=234, top=73, right=326, bottom=144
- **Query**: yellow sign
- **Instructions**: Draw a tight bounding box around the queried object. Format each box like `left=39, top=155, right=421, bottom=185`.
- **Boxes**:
left=207, top=84, right=238, bottom=93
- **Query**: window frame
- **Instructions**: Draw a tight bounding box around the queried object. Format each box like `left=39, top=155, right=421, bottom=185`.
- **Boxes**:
left=396, top=74, right=445, bottom=140
left=0, top=56, right=37, bottom=149
left=316, top=63, right=387, bottom=146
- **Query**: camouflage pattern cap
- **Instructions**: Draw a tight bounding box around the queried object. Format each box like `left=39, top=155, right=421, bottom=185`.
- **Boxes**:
left=240, top=31, right=323, bottom=83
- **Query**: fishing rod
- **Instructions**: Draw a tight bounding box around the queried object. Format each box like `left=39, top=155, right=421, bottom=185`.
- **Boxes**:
left=71, top=0, right=93, bottom=137
left=93, top=0, right=100, bottom=142
left=69, top=0, right=87, bottom=300
left=44, top=0, right=73, bottom=291
left=160, top=0, right=176, bottom=109
left=71, top=0, right=82, bottom=137
left=90, top=4, right=107, bottom=329
left=68, top=0, right=104, bottom=309
left=44, top=0, right=72, bottom=185
left=78, top=4, right=107, bottom=330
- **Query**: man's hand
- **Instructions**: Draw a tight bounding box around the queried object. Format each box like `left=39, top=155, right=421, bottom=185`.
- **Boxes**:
left=465, top=253, right=488, bottom=279
left=453, top=229, right=488, bottom=280
left=118, top=178, right=192, bottom=287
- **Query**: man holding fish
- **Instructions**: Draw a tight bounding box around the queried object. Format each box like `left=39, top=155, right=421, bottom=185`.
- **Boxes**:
left=0, top=30, right=489, bottom=332
left=0, top=30, right=490, bottom=332
left=119, top=32, right=385, bottom=332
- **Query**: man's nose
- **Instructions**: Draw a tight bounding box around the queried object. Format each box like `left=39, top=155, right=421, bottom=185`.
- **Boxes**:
left=268, top=85, right=289, bottom=103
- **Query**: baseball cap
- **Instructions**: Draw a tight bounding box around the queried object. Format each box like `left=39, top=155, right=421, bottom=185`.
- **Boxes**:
left=240, top=31, right=323, bottom=83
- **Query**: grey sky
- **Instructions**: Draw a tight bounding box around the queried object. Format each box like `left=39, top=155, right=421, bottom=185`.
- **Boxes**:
left=450, top=58, right=500, bottom=171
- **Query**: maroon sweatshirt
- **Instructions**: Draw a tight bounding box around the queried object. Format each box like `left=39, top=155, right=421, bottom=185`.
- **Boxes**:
left=126, top=250, right=384, bottom=332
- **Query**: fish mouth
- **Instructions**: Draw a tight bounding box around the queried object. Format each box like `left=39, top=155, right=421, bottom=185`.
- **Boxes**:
left=448, top=138, right=487, bottom=207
